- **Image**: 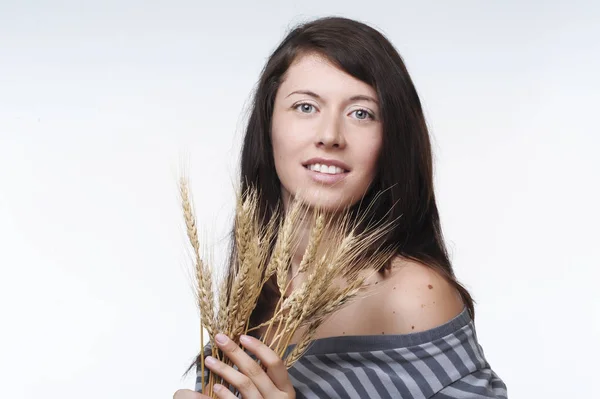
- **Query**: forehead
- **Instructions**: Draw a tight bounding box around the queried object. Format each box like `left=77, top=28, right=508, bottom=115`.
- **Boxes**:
left=280, top=53, right=377, bottom=98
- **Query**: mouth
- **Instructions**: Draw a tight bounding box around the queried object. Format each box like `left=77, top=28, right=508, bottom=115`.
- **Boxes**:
left=303, top=163, right=348, bottom=175
left=302, top=158, right=350, bottom=185
left=302, top=158, right=351, bottom=175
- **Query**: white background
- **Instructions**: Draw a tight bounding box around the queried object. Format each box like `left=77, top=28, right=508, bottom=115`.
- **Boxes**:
left=1, top=1, right=598, bottom=398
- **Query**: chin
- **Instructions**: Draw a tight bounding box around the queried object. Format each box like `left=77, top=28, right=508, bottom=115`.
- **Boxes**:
left=292, top=188, right=359, bottom=213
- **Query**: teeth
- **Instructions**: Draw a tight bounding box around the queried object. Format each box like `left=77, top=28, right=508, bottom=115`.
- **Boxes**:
left=307, top=163, right=345, bottom=174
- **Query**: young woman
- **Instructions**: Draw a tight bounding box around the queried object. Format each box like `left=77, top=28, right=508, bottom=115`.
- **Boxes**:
left=175, top=16, right=507, bottom=399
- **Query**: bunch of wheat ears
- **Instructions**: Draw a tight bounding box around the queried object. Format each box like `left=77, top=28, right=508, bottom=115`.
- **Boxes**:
left=180, top=176, right=395, bottom=397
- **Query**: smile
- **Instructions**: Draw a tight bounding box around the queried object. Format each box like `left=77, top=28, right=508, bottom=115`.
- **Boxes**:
left=304, top=163, right=347, bottom=175
left=303, top=163, right=349, bottom=185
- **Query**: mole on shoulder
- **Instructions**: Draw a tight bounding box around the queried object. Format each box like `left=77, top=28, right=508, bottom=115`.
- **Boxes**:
left=392, top=311, right=396, bottom=314
left=428, top=284, right=433, bottom=289
left=412, top=325, right=415, bottom=330
left=381, top=331, right=385, bottom=334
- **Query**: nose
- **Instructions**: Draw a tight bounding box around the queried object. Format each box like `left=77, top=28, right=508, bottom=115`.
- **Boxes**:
left=316, top=113, right=345, bottom=149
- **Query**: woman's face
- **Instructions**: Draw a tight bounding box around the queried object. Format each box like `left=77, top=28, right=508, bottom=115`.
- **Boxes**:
left=271, top=53, right=383, bottom=211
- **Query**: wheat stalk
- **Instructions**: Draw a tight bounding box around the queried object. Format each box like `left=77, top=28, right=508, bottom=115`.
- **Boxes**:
left=274, top=199, right=305, bottom=295
left=297, top=211, right=324, bottom=274
left=179, top=177, right=216, bottom=394
left=284, top=319, right=321, bottom=367
left=180, top=180, right=396, bottom=397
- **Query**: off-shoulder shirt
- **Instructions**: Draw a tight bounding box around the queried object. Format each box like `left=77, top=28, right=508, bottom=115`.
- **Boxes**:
left=196, top=307, right=507, bottom=398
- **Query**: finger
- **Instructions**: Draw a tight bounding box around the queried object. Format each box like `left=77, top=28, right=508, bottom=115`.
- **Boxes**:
left=240, top=334, right=294, bottom=394
left=213, top=383, right=238, bottom=399
left=214, top=333, right=276, bottom=396
left=205, top=355, right=262, bottom=399
left=173, top=388, right=211, bottom=399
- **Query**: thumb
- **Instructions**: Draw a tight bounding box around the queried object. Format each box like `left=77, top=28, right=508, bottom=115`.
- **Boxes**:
left=173, top=389, right=210, bottom=399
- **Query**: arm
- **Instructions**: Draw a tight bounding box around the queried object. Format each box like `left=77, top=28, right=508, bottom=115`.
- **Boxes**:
left=382, top=260, right=507, bottom=398
left=380, top=259, right=465, bottom=334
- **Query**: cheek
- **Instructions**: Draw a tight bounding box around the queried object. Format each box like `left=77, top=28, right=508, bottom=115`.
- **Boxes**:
left=270, top=117, right=303, bottom=181
left=353, top=135, right=383, bottom=177
left=270, top=114, right=288, bottom=163
left=271, top=112, right=308, bottom=161
left=271, top=127, right=292, bottom=164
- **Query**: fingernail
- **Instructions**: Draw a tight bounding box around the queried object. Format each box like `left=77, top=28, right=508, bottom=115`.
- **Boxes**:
left=240, top=335, right=252, bottom=345
left=215, top=333, right=228, bottom=345
left=205, top=356, right=216, bottom=366
left=213, top=384, right=223, bottom=392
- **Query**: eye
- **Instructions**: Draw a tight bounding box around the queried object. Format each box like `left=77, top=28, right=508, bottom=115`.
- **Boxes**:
left=350, top=108, right=375, bottom=121
left=293, top=102, right=317, bottom=114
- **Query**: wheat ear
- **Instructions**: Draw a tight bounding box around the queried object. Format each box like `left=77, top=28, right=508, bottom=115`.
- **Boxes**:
left=274, top=200, right=305, bottom=294
left=262, top=199, right=306, bottom=341
left=284, top=319, right=321, bottom=367
left=297, top=210, right=324, bottom=274
left=227, top=189, right=256, bottom=330
left=180, top=177, right=215, bottom=394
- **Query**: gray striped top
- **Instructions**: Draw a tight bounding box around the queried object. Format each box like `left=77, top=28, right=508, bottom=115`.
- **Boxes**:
left=196, top=308, right=507, bottom=398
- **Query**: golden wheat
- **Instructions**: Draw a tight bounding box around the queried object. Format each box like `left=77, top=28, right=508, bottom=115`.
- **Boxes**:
left=180, top=179, right=396, bottom=398
left=284, top=319, right=321, bottom=367
left=297, top=211, right=324, bottom=274
left=179, top=177, right=215, bottom=394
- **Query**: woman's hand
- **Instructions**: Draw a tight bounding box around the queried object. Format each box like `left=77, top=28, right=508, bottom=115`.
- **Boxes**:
left=173, top=333, right=295, bottom=398
left=192, top=332, right=296, bottom=399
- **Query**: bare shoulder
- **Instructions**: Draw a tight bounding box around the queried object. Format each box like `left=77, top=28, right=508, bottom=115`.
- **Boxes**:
left=375, top=257, right=465, bottom=334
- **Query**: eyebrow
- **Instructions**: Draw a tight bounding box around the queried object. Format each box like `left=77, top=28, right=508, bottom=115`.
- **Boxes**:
left=285, top=90, right=379, bottom=105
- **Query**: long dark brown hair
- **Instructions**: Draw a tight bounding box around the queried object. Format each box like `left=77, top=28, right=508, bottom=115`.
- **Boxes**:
left=187, top=15, right=474, bottom=375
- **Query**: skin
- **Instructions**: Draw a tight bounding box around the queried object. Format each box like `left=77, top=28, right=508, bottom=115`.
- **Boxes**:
left=271, top=52, right=383, bottom=212
left=174, top=53, right=464, bottom=399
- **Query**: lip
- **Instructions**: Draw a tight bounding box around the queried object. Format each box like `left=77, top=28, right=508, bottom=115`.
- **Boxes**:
left=302, top=157, right=351, bottom=172
left=304, top=166, right=348, bottom=185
